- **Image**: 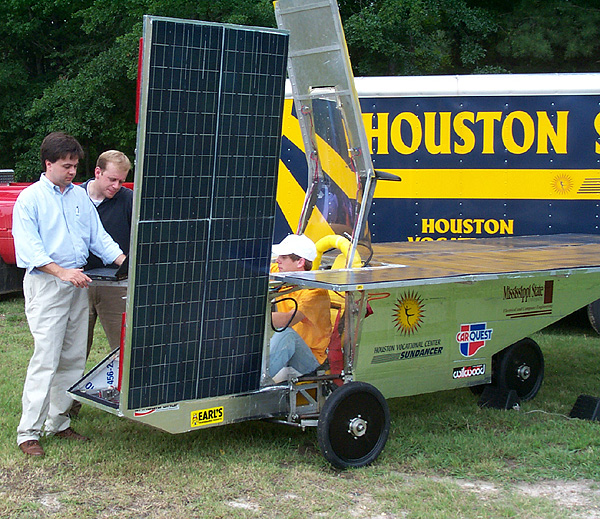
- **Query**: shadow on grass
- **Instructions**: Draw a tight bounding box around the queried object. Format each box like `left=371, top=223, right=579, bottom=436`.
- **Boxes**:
left=540, top=307, right=594, bottom=336
left=0, top=291, right=23, bottom=303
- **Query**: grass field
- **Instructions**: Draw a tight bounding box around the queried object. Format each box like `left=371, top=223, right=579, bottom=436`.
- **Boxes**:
left=1, top=292, right=600, bottom=518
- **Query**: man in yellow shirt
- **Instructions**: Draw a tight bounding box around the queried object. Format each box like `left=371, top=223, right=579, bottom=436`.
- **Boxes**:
left=270, top=234, right=332, bottom=382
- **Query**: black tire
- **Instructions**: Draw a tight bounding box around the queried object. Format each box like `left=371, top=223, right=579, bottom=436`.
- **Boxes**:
left=317, top=381, right=390, bottom=469
left=587, top=299, right=600, bottom=334
left=497, top=338, right=544, bottom=401
left=0, top=257, right=23, bottom=295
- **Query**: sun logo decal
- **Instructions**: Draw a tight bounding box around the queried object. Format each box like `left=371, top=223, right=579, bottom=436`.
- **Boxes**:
left=551, top=174, right=573, bottom=195
left=393, top=292, right=425, bottom=335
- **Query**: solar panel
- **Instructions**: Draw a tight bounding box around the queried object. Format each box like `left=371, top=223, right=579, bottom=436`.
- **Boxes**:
left=126, top=16, right=288, bottom=409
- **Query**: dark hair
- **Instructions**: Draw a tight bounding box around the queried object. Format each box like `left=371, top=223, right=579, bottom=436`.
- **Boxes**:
left=288, top=253, right=313, bottom=271
left=40, top=132, right=84, bottom=171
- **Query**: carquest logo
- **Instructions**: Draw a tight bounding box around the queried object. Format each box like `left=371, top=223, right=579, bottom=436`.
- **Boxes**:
left=456, top=322, right=493, bottom=357
left=453, top=364, right=486, bottom=379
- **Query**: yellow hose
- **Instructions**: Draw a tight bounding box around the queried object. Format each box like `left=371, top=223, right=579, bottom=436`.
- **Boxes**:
left=313, top=235, right=362, bottom=270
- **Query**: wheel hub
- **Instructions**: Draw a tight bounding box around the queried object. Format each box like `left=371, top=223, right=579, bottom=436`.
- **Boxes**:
left=517, top=363, right=531, bottom=380
left=348, top=415, right=367, bottom=438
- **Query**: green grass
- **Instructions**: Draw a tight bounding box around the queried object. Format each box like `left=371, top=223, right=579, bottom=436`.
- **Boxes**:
left=1, top=294, right=600, bottom=518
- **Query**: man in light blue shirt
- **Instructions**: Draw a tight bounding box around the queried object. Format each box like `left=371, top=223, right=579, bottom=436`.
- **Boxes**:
left=12, top=132, right=126, bottom=457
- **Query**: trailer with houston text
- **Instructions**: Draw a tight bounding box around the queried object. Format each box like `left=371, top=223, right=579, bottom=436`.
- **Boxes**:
left=2, top=77, right=600, bottom=300
left=2, top=75, right=600, bottom=296
left=276, top=73, right=600, bottom=244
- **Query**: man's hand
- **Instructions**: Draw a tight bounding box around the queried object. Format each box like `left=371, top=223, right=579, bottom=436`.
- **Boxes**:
left=38, top=262, right=91, bottom=288
left=58, top=268, right=92, bottom=288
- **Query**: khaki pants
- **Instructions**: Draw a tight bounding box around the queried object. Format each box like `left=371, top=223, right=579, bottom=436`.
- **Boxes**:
left=87, top=285, right=127, bottom=355
left=17, top=272, right=88, bottom=444
left=70, top=285, right=126, bottom=417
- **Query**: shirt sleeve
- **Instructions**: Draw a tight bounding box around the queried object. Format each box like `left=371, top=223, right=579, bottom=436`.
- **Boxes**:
left=296, top=289, right=331, bottom=326
left=11, top=194, right=53, bottom=271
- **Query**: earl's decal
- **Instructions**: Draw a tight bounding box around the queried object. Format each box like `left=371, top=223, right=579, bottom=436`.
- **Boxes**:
left=191, top=406, right=224, bottom=428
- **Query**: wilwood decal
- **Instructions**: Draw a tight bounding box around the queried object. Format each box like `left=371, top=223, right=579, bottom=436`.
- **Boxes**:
left=453, top=364, right=486, bottom=379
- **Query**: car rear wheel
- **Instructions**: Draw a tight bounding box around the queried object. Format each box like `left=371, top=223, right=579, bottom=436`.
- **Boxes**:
left=497, top=337, right=544, bottom=401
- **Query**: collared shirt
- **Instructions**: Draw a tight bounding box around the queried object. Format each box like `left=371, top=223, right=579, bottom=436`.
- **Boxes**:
left=82, top=179, right=133, bottom=270
left=12, top=174, right=123, bottom=273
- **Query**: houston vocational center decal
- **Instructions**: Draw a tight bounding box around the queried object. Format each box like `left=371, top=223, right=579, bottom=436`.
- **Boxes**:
left=369, top=291, right=444, bottom=365
left=456, top=323, right=493, bottom=357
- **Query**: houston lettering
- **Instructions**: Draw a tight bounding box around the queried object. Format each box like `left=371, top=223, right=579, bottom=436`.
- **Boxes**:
left=595, top=112, right=600, bottom=154
left=421, top=218, right=514, bottom=235
left=363, top=110, right=569, bottom=156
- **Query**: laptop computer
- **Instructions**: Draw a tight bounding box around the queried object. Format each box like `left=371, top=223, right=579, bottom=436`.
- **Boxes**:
left=86, top=256, right=129, bottom=281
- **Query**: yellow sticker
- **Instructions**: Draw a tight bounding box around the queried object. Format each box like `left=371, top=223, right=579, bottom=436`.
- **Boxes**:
left=394, top=291, right=425, bottom=336
left=191, top=406, right=224, bottom=428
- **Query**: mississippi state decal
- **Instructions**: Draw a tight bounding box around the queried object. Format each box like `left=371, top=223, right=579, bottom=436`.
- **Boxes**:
left=393, top=291, right=425, bottom=335
left=456, top=322, right=493, bottom=357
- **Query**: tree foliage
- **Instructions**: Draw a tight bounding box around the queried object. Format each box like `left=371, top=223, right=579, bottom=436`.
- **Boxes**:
left=1, top=0, right=277, bottom=179
left=493, top=1, right=600, bottom=73
left=0, top=0, right=598, bottom=179
left=342, top=0, right=498, bottom=75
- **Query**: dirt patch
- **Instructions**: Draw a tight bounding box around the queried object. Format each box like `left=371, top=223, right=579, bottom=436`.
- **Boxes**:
left=349, top=492, right=407, bottom=519
left=516, top=480, right=600, bottom=518
left=226, top=497, right=260, bottom=512
left=3, top=465, right=600, bottom=519
left=450, top=477, right=600, bottom=518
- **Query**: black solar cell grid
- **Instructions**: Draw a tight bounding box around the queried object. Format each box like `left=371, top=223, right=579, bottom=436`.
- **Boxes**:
left=127, top=17, right=288, bottom=409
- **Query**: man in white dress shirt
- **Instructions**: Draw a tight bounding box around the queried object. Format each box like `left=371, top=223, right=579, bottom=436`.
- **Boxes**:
left=12, top=132, right=125, bottom=457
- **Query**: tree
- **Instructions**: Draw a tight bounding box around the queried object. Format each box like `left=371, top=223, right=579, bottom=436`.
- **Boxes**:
left=2, top=0, right=600, bottom=179
left=342, top=0, right=499, bottom=76
left=491, top=0, right=600, bottom=73
left=1, top=0, right=277, bottom=179
left=0, top=0, right=94, bottom=176
left=341, top=0, right=600, bottom=75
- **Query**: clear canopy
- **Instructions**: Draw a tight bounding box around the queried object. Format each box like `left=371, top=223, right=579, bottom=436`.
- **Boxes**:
left=275, top=0, right=376, bottom=267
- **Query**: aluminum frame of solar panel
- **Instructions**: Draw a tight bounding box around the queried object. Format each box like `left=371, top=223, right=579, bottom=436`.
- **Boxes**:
left=123, top=16, right=288, bottom=410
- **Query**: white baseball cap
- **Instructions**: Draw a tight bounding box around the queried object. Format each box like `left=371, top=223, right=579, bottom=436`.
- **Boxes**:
left=272, top=234, right=317, bottom=261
